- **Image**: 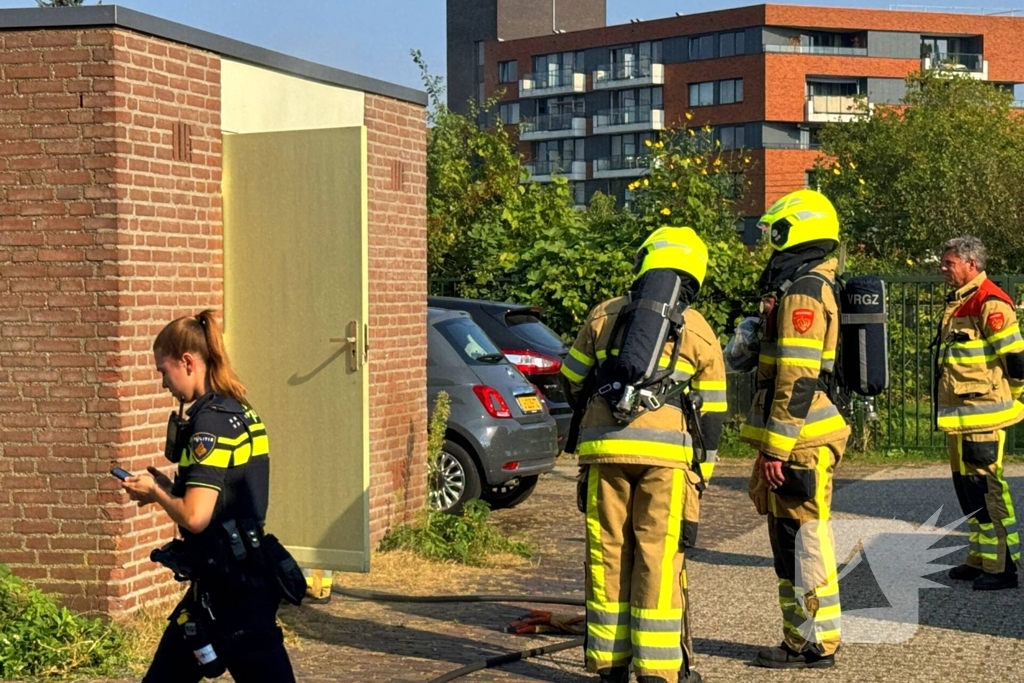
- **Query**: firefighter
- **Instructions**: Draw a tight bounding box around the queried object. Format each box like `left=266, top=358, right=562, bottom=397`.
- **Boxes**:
left=122, top=310, right=297, bottom=682
left=936, top=236, right=1023, bottom=590
left=741, top=190, right=850, bottom=669
left=560, top=226, right=726, bottom=683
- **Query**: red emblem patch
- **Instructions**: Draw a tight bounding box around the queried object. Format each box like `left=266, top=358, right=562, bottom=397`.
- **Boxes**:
left=987, top=312, right=1006, bottom=332
left=792, top=309, right=815, bottom=334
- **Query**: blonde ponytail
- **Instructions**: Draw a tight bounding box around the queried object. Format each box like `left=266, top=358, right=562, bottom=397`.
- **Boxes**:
left=153, top=310, right=249, bottom=405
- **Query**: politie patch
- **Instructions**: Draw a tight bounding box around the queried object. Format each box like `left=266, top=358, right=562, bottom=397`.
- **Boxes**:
left=189, top=432, right=218, bottom=462
left=792, top=309, right=815, bottom=334
left=987, top=312, right=1006, bottom=332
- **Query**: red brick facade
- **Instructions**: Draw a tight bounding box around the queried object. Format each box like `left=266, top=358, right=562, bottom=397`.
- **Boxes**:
left=0, top=24, right=426, bottom=614
left=364, top=94, right=429, bottom=542
left=484, top=3, right=1024, bottom=218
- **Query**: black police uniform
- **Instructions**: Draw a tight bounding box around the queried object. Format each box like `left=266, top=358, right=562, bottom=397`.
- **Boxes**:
left=144, top=392, right=296, bottom=683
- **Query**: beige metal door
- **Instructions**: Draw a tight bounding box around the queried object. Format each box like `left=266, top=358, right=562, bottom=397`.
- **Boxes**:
left=223, top=127, right=369, bottom=572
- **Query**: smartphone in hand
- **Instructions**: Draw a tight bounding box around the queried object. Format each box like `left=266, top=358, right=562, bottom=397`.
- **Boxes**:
left=110, top=467, right=133, bottom=481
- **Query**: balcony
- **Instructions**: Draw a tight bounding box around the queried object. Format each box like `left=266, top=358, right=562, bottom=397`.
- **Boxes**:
left=519, top=67, right=586, bottom=98
left=593, top=105, right=665, bottom=135
left=805, top=96, right=873, bottom=123
left=921, top=52, right=988, bottom=80
left=593, top=155, right=651, bottom=179
left=592, top=58, right=664, bottom=90
left=519, top=112, right=587, bottom=141
left=763, top=44, right=867, bottom=56
left=522, top=159, right=587, bottom=183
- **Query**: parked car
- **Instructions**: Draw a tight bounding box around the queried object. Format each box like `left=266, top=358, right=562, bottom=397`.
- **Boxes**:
left=427, top=308, right=558, bottom=513
left=427, top=296, right=572, bottom=451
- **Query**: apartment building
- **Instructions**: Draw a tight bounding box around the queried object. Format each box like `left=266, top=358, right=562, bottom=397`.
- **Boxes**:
left=452, top=3, right=1024, bottom=241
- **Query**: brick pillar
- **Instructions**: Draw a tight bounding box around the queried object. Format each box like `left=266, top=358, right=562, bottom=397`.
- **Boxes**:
left=0, top=26, right=221, bottom=614
left=364, top=94, right=429, bottom=542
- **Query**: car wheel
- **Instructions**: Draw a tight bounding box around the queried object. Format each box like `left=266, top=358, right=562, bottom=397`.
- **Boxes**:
left=482, top=475, right=539, bottom=510
left=429, top=441, right=482, bottom=514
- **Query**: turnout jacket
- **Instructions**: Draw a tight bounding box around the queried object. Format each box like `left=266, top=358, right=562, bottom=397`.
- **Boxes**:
left=740, top=259, right=851, bottom=460
left=935, top=272, right=1024, bottom=434
left=560, top=296, right=727, bottom=469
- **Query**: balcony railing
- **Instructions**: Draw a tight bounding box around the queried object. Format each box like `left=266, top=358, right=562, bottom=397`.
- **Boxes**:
left=523, top=159, right=586, bottom=179
left=762, top=141, right=823, bottom=150
left=519, top=112, right=584, bottom=134
left=593, top=57, right=655, bottom=83
left=808, top=95, right=864, bottom=115
left=594, top=155, right=651, bottom=173
left=763, top=44, right=867, bottom=56
left=595, top=105, right=654, bottom=127
left=922, top=51, right=984, bottom=73
left=522, top=67, right=581, bottom=90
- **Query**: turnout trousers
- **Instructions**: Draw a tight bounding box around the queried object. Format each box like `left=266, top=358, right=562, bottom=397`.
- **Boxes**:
left=767, top=443, right=843, bottom=656
left=948, top=430, right=1022, bottom=574
left=585, top=463, right=687, bottom=680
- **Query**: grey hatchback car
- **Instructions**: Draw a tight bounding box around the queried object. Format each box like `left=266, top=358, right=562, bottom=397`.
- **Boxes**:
left=427, top=308, right=558, bottom=513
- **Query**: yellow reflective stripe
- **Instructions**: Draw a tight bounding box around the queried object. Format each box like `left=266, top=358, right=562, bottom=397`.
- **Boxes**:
left=585, top=469, right=606, bottom=602
left=691, top=380, right=726, bottom=390
left=1011, top=384, right=1024, bottom=399
left=217, top=433, right=248, bottom=447
left=764, top=430, right=798, bottom=453
left=251, top=434, right=269, bottom=456
left=673, top=359, right=696, bottom=375
left=951, top=339, right=988, bottom=349
left=821, top=349, right=836, bottom=360
left=945, top=354, right=998, bottom=365
left=201, top=448, right=232, bottom=469
left=701, top=402, right=728, bottom=413
left=233, top=442, right=252, bottom=466
left=659, top=470, right=684, bottom=611
left=778, top=357, right=822, bottom=370
left=578, top=439, right=694, bottom=461
left=988, top=326, right=1021, bottom=343
left=569, top=346, right=595, bottom=367
left=778, top=337, right=824, bottom=349
left=561, top=364, right=586, bottom=384
left=998, top=339, right=1024, bottom=355
left=937, top=401, right=1024, bottom=430
left=635, top=630, right=684, bottom=647
left=759, top=354, right=778, bottom=366
left=800, top=414, right=848, bottom=439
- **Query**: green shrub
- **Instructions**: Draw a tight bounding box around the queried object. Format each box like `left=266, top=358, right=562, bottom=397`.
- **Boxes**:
left=379, top=500, right=532, bottom=566
left=0, top=564, right=129, bottom=678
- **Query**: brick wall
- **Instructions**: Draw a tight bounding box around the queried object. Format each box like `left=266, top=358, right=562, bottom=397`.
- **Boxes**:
left=364, top=94, right=428, bottom=543
left=106, top=30, right=221, bottom=613
left=0, top=26, right=221, bottom=614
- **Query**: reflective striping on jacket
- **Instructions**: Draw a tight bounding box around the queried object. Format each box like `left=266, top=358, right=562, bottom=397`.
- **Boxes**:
left=937, top=400, right=1024, bottom=431
left=561, top=347, right=595, bottom=383
left=989, top=326, right=1024, bottom=355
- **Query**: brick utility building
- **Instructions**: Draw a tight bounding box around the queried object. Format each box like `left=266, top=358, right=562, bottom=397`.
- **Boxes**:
left=0, top=6, right=427, bottom=614
left=449, top=1, right=1024, bottom=241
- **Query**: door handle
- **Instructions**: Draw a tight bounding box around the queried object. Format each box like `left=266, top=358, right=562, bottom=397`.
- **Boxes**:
left=329, top=319, right=361, bottom=372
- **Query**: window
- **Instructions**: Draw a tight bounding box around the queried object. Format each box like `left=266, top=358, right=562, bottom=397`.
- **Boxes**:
left=719, top=31, right=747, bottom=57
left=435, top=318, right=504, bottom=365
left=720, top=78, right=744, bottom=104
left=498, top=60, right=518, bottom=84
left=688, top=34, right=715, bottom=61
left=538, top=96, right=584, bottom=116
left=499, top=102, right=520, bottom=125
left=536, top=138, right=584, bottom=163
left=717, top=125, right=746, bottom=150
left=689, top=81, right=714, bottom=107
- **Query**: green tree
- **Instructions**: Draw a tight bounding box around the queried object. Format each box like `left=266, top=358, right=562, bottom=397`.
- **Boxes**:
left=814, top=72, right=1024, bottom=271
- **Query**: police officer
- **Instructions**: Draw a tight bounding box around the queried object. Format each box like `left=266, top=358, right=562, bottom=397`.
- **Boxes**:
left=936, top=236, right=1023, bottom=590
left=122, top=310, right=297, bottom=682
left=740, top=190, right=850, bottom=669
left=560, top=226, right=726, bottom=683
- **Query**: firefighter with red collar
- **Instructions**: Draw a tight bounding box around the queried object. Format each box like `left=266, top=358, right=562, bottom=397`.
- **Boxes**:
left=936, top=236, right=1023, bottom=591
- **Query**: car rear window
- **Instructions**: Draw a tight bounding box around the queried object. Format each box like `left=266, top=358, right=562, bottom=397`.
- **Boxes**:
left=435, top=318, right=506, bottom=365
left=505, top=313, right=566, bottom=349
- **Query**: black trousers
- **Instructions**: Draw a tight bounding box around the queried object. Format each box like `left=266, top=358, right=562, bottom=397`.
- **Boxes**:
left=143, top=582, right=296, bottom=683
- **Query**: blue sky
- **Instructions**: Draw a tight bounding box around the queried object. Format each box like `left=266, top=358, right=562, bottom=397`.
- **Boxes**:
left=1, top=0, right=1020, bottom=93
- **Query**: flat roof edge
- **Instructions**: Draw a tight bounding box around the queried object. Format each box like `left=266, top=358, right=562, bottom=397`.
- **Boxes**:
left=0, top=5, right=428, bottom=107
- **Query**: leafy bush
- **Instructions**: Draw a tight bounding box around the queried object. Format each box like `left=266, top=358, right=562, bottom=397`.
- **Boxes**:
left=379, top=500, right=532, bottom=566
left=426, top=390, right=450, bottom=504
left=0, top=564, right=129, bottom=678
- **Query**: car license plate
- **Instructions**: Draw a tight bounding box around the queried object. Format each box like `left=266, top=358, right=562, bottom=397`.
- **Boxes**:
left=516, top=395, right=542, bottom=413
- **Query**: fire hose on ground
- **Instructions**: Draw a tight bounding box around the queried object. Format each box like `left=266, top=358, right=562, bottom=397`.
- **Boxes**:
left=330, top=586, right=586, bottom=683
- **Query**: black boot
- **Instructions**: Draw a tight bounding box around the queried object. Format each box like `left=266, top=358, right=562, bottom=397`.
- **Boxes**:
left=678, top=667, right=702, bottom=682
left=947, top=564, right=983, bottom=581
left=754, top=643, right=835, bottom=669
left=597, top=667, right=629, bottom=683
left=636, top=678, right=669, bottom=683
left=973, top=559, right=1018, bottom=591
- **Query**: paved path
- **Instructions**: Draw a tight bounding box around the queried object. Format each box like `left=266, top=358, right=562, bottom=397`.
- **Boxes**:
left=277, top=458, right=1024, bottom=683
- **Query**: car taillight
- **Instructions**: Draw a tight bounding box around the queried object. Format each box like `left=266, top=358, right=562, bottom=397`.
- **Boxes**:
left=501, top=349, right=562, bottom=375
left=473, top=385, right=513, bottom=419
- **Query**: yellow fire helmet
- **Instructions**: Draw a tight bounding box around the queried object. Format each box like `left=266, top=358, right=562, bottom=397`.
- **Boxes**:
left=758, top=189, right=839, bottom=252
left=634, top=226, right=709, bottom=288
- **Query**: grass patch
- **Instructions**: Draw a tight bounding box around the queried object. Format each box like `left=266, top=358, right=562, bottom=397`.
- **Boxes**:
left=379, top=499, right=532, bottom=566
left=0, top=564, right=131, bottom=679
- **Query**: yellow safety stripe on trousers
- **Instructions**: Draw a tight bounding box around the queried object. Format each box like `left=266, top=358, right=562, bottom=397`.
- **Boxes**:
left=587, top=602, right=631, bottom=663
left=808, top=445, right=841, bottom=643
left=937, top=400, right=1024, bottom=431
left=562, top=347, right=595, bottom=383
left=659, top=470, right=685, bottom=611
left=585, top=468, right=608, bottom=604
